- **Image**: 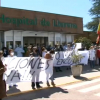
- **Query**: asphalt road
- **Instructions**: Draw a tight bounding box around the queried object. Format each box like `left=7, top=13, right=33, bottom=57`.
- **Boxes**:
left=4, top=77, right=100, bottom=100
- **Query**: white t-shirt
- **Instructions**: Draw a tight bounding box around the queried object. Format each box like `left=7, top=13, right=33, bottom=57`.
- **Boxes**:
left=89, top=49, right=96, bottom=60
left=42, top=51, right=46, bottom=57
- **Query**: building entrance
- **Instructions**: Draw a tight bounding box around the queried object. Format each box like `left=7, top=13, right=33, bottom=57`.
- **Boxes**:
left=23, top=37, right=48, bottom=46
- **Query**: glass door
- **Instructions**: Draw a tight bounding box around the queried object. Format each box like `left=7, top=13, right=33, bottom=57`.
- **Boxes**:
left=6, top=41, right=13, bottom=49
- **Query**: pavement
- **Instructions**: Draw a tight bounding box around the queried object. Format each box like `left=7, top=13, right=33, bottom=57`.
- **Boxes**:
left=6, top=65, right=100, bottom=97
left=4, top=76, right=100, bottom=100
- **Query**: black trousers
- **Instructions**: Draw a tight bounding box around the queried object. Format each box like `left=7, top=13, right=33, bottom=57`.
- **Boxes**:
left=99, top=58, right=100, bottom=65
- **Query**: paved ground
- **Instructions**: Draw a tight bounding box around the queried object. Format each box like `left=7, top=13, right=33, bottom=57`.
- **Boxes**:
left=4, top=77, right=100, bottom=100
left=6, top=65, right=100, bottom=96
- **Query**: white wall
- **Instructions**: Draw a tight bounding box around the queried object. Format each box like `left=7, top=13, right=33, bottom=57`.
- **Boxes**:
left=55, top=33, right=61, bottom=45
left=48, top=32, right=55, bottom=45
left=62, top=34, right=66, bottom=44
left=4, top=30, right=75, bottom=48
left=22, top=31, right=48, bottom=37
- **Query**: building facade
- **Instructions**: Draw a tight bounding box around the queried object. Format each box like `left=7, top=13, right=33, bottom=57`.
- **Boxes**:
left=0, top=7, right=83, bottom=49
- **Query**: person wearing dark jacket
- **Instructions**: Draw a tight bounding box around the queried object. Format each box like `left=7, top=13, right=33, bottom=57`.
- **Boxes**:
left=2, top=47, right=8, bottom=57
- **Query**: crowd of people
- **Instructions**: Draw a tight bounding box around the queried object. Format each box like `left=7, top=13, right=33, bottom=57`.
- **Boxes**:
left=0, top=43, right=100, bottom=100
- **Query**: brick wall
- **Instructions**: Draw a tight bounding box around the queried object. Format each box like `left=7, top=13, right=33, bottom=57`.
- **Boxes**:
left=0, top=7, right=83, bottom=34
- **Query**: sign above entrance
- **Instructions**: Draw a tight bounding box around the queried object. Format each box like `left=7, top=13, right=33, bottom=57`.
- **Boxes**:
left=0, top=14, right=77, bottom=29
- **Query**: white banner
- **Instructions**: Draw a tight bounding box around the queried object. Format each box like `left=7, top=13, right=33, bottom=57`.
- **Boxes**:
left=3, top=51, right=89, bottom=83
left=3, top=57, right=53, bottom=84
left=53, top=51, right=89, bottom=67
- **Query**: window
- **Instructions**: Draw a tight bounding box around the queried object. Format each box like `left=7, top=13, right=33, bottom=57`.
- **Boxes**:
left=6, top=41, right=13, bottom=49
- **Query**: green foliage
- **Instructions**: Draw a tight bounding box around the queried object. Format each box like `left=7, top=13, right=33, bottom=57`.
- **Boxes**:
left=71, top=53, right=83, bottom=65
left=85, top=0, right=100, bottom=32
left=85, top=18, right=99, bottom=32
left=74, top=37, right=92, bottom=49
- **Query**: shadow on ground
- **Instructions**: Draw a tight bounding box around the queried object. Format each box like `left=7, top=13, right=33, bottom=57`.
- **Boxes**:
left=53, top=65, right=100, bottom=79
left=6, top=86, right=21, bottom=94
left=73, top=76, right=91, bottom=81
left=4, top=87, right=68, bottom=100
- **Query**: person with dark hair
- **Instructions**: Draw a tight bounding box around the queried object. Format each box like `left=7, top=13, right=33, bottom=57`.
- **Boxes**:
left=23, top=44, right=28, bottom=57
left=42, top=47, right=47, bottom=57
left=37, top=44, right=42, bottom=57
left=0, top=50, right=7, bottom=100
left=2, top=47, right=8, bottom=57
left=30, top=47, right=42, bottom=89
left=54, top=44, right=61, bottom=51
left=60, top=45, right=64, bottom=51
left=25, top=46, right=32, bottom=57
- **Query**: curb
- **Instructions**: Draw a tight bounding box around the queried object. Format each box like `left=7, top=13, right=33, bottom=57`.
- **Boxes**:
left=7, top=75, right=100, bottom=97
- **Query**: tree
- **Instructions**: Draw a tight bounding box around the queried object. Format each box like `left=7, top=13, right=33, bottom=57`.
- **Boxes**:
left=85, top=0, right=100, bottom=32
left=74, top=37, right=92, bottom=49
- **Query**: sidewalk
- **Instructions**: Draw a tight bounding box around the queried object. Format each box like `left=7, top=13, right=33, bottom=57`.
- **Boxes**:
left=6, top=65, right=100, bottom=96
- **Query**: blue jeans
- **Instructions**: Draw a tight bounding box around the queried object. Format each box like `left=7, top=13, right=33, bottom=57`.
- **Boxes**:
left=90, top=60, right=95, bottom=68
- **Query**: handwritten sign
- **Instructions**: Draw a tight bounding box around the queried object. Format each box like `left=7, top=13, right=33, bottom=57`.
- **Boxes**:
left=53, top=51, right=89, bottom=67
left=3, top=51, right=89, bottom=83
left=3, top=57, right=53, bottom=84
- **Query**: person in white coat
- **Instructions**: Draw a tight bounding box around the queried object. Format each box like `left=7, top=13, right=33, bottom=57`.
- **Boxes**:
left=30, top=47, right=42, bottom=89
left=14, top=45, right=24, bottom=57
left=42, top=47, right=47, bottom=57
left=89, top=46, right=96, bottom=68
left=7, top=49, right=17, bottom=88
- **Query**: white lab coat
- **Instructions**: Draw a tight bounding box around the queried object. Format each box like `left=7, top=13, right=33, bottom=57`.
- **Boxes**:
left=89, top=49, right=96, bottom=60
left=42, top=51, right=46, bottom=57
left=7, top=55, right=17, bottom=86
left=15, top=47, right=24, bottom=57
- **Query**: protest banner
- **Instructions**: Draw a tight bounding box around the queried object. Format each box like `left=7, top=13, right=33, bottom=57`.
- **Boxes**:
left=3, top=57, right=53, bottom=84
left=53, top=50, right=89, bottom=67
left=3, top=51, right=89, bottom=83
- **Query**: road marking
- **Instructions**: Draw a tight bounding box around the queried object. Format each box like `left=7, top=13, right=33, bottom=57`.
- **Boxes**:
left=62, top=78, right=100, bottom=89
left=78, top=84, right=100, bottom=93
left=95, top=93, right=100, bottom=97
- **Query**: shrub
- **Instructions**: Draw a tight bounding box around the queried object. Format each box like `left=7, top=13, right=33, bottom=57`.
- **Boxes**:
left=74, top=37, right=92, bottom=49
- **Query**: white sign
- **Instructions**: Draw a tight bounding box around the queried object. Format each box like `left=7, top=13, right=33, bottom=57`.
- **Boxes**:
left=53, top=51, right=89, bottom=67
left=3, top=51, right=89, bottom=83
left=3, top=57, right=53, bottom=84
left=75, top=43, right=82, bottom=50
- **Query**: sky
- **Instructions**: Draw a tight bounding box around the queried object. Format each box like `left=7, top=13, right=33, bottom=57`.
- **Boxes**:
left=1, top=0, right=93, bottom=31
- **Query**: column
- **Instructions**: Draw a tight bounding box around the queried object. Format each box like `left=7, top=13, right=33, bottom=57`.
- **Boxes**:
left=54, top=32, right=56, bottom=45
left=4, top=32, right=6, bottom=47
left=60, top=33, right=62, bottom=45
left=13, top=30, right=15, bottom=49
left=21, top=31, right=23, bottom=47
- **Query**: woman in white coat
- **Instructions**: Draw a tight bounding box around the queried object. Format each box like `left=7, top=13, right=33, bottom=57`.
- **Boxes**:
left=7, top=49, right=17, bottom=88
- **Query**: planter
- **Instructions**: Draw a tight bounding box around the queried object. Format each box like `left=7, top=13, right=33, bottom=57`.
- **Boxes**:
left=71, top=65, right=82, bottom=77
